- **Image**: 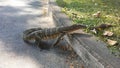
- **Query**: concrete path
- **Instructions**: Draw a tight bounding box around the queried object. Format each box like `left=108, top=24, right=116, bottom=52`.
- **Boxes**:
left=0, top=0, right=83, bottom=68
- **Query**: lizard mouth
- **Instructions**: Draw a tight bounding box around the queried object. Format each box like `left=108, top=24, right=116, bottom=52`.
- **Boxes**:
left=27, top=39, right=36, bottom=43
left=23, top=36, right=36, bottom=44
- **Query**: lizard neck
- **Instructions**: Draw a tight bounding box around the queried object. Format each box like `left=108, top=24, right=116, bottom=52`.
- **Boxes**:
left=58, top=24, right=87, bottom=33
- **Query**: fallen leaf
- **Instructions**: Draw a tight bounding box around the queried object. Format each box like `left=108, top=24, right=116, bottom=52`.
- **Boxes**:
left=103, top=31, right=113, bottom=36
left=95, top=3, right=98, bottom=6
left=81, top=64, right=84, bottom=68
left=91, top=29, right=97, bottom=34
left=93, top=11, right=101, bottom=18
left=70, top=63, right=74, bottom=68
left=107, top=39, right=117, bottom=46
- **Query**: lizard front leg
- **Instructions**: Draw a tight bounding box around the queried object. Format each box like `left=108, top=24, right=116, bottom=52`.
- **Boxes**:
left=35, top=37, right=51, bottom=50
left=51, top=33, right=65, bottom=48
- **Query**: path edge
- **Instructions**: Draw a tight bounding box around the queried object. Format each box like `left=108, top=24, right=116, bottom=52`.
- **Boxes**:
left=49, top=0, right=120, bottom=68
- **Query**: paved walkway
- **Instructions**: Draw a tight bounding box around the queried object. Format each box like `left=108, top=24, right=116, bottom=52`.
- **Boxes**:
left=0, top=0, right=76, bottom=68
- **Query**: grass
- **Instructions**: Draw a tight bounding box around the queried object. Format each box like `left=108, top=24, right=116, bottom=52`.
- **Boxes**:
left=56, top=0, right=120, bottom=57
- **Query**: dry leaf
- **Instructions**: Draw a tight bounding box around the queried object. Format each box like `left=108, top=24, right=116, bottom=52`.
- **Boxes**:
left=81, top=64, right=84, bottom=68
left=91, top=29, right=97, bottom=34
left=43, top=8, right=48, bottom=16
left=93, top=11, right=101, bottom=18
left=103, top=31, right=113, bottom=36
left=107, top=39, right=117, bottom=46
left=70, top=63, right=74, bottom=68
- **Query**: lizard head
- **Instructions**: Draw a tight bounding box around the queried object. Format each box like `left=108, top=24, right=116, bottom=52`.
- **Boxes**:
left=23, top=33, right=36, bottom=44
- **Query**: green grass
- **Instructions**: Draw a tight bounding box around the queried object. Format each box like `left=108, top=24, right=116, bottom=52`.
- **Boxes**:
left=56, top=0, right=120, bottom=57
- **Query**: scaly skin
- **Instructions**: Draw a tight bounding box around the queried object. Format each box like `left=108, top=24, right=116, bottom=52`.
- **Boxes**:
left=23, top=24, right=87, bottom=49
